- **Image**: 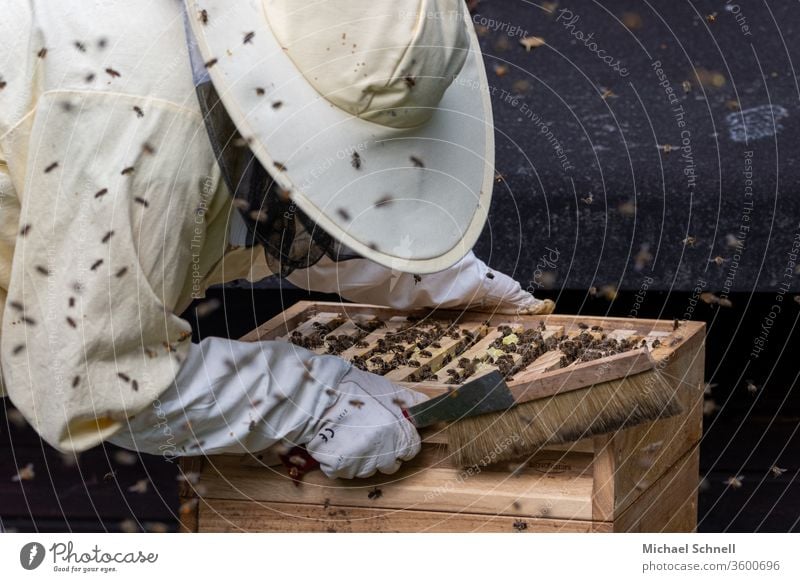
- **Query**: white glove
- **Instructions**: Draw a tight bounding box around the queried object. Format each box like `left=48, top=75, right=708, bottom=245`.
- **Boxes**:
left=304, top=367, right=425, bottom=479
left=106, top=337, right=425, bottom=479
left=287, top=250, right=555, bottom=315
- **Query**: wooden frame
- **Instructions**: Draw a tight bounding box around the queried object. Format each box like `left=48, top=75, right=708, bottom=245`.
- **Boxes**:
left=182, top=302, right=705, bottom=532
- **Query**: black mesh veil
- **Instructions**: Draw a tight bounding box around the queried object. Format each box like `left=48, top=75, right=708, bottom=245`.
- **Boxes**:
left=194, top=80, right=361, bottom=277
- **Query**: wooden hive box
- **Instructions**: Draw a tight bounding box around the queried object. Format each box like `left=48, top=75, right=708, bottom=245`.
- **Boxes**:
left=179, top=301, right=705, bottom=533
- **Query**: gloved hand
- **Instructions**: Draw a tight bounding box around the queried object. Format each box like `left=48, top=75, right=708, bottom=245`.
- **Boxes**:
left=106, top=337, right=426, bottom=480
left=304, top=366, right=425, bottom=479
left=287, top=250, right=555, bottom=315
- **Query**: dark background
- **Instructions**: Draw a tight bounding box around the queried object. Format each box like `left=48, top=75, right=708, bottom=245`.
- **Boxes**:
left=2, top=0, right=798, bottom=532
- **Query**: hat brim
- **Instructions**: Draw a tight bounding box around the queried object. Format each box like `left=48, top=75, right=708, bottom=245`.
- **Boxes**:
left=187, top=0, right=494, bottom=274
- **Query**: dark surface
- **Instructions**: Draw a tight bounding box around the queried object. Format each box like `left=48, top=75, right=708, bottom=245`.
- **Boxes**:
left=469, top=0, right=800, bottom=293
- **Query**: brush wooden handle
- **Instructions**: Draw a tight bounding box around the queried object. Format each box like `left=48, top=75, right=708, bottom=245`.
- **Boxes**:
left=506, top=348, right=657, bottom=405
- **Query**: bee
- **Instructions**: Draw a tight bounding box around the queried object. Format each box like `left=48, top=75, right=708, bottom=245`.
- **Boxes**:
left=97, top=37, right=108, bottom=50
left=349, top=399, right=365, bottom=409
left=12, top=463, right=35, bottom=482
left=724, top=475, right=743, bottom=489
left=121, top=166, right=135, bottom=176
left=600, top=87, right=616, bottom=100
left=703, top=399, right=719, bottom=416
left=44, top=161, right=59, bottom=173
left=19, top=224, right=31, bottom=236
left=141, top=142, right=155, bottom=155
left=115, top=267, right=128, bottom=277
left=706, top=12, right=717, bottom=23
left=85, top=73, right=96, bottom=83
left=581, top=193, right=593, bottom=204
left=132, top=105, right=144, bottom=118
left=682, top=80, right=692, bottom=93
left=709, top=256, right=728, bottom=266
left=105, top=67, right=121, bottom=78
left=90, top=259, right=103, bottom=271
left=770, top=465, right=787, bottom=478
left=375, top=195, right=394, bottom=208
left=101, top=230, right=114, bottom=243
left=133, top=197, right=149, bottom=207
left=673, top=319, right=680, bottom=330
left=243, top=31, right=255, bottom=44
left=512, top=519, right=528, bottom=532
left=410, top=156, right=425, bottom=168
left=657, top=144, right=674, bottom=154
left=404, top=75, right=416, bottom=88
left=34, top=265, right=50, bottom=276
left=199, top=9, right=209, bottom=24
left=127, top=479, right=149, bottom=494
left=745, top=380, right=758, bottom=394
left=337, top=208, right=351, bottom=221
left=367, top=487, right=383, bottom=500
left=412, top=274, right=422, bottom=285
left=66, top=316, right=78, bottom=328
left=272, top=100, right=283, bottom=109
left=73, top=375, right=82, bottom=389
left=255, top=87, right=265, bottom=96
left=94, top=188, right=108, bottom=199
left=74, top=41, right=86, bottom=52
left=493, top=64, right=508, bottom=77
left=37, top=47, right=47, bottom=59
left=131, top=379, right=139, bottom=391
left=12, top=344, right=25, bottom=355
left=485, top=271, right=495, bottom=280
left=273, top=161, right=287, bottom=172
left=682, top=236, right=697, bottom=247
left=204, top=58, right=218, bottom=69
left=351, top=151, right=362, bottom=169
left=794, top=295, right=800, bottom=305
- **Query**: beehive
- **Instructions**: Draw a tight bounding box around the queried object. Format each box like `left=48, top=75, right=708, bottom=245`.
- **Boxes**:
left=179, top=301, right=705, bottom=533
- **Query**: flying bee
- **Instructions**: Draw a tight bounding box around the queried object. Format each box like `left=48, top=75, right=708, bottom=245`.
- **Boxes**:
left=770, top=465, right=787, bottom=478
left=724, top=475, right=743, bottom=489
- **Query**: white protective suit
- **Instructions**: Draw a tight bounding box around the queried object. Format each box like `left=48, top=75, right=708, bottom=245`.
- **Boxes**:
left=0, top=0, right=549, bottom=477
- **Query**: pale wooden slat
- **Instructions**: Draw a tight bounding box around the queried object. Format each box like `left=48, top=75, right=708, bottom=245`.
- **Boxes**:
left=196, top=500, right=609, bottom=533
left=198, top=452, right=594, bottom=520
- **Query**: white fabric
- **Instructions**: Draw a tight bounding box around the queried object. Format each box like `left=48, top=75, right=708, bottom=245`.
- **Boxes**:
left=265, top=0, right=468, bottom=129
left=186, top=0, right=495, bottom=273
left=107, top=338, right=423, bottom=479
left=304, top=366, right=424, bottom=478
left=107, top=337, right=350, bottom=459
left=0, top=0, right=271, bottom=451
left=288, top=250, right=551, bottom=314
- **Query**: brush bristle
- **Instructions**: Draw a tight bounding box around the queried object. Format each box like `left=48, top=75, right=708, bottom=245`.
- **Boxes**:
left=446, top=369, right=683, bottom=467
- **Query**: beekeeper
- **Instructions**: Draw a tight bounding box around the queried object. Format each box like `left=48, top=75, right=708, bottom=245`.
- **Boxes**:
left=0, top=0, right=554, bottom=479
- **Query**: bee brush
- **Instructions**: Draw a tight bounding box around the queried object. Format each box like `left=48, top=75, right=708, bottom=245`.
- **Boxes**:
left=403, top=348, right=682, bottom=467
